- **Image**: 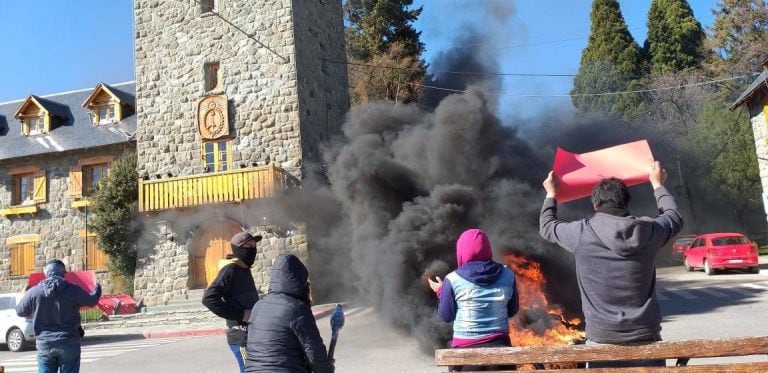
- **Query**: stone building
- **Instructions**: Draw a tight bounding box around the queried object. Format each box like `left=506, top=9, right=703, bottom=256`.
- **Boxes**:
left=732, top=60, right=768, bottom=225
left=132, top=0, right=348, bottom=304
left=0, top=82, right=136, bottom=293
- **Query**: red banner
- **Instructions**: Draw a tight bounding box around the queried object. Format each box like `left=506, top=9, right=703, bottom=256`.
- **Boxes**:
left=553, top=140, right=655, bottom=203
left=27, top=270, right=97, bottom=293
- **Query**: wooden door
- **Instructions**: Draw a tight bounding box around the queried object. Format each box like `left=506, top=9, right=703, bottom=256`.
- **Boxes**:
left=191, top=219, right=243, bottom=289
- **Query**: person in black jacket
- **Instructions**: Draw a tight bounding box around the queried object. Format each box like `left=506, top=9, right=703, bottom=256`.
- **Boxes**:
left=202, top=231, right=262, bottom=373
left=245, top=254, right=334, bottom=373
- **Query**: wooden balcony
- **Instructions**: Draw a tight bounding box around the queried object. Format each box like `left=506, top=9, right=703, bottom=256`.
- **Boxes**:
left=139, top=165, right=285, bottom=212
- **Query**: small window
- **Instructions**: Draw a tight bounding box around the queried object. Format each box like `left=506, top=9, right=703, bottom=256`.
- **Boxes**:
left=85, top=236, right=109, bottom=271
left=26, top=116, right=45, bottom=135
left=12, top=173, right=35, bottom=205
left=82, top=163, right=110, bottom=196
left=202, top=140, right=230, bottom=172
left=0, top=296, right=14, bottom=310
left=97, top=103, right=115, bottom=124
left=205, top=62, right=221, bottom=91
left=10, top=242, right=35, bottom=276
left=201, top=0, right=216, bottom=13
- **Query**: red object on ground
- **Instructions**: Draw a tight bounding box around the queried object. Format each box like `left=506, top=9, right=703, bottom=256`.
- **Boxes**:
left=96, top=294, right=138, bottom=317
left=27, top=270, right=97, bottom=293
left=553, top=140, right=655, bottom=203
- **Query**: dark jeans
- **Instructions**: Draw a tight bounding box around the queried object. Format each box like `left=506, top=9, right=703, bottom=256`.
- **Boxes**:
left=37, top=342, right=81, bottom=373
left=450, top=338, right=516, bottom=372
left=585, top=337, right=665, bottom=368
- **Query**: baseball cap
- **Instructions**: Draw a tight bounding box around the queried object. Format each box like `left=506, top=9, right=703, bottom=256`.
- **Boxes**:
left=231, top=231, right=263, bottom=248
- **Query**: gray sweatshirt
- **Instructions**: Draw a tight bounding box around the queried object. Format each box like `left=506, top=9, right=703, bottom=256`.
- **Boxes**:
left=539, top=186, right=683, bottom=343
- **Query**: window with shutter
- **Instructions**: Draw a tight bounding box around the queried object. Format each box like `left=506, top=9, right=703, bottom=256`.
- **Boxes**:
left=85, top=236, right=109, bottom=271
left=9, top=242, right=35, bottom=276
left=33, top=170, right=47, bottom=203
left=70, top=165, right=83, bottom=199
left=12, top=173, right=35, bottom=206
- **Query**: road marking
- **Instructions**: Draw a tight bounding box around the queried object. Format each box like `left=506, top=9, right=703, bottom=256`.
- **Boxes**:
left=695, top=288, right=730, bottom=297
left=671, top=289, right=698, bottom=299
left=741, top=283, right=768, bottom=290
left=0, top=338, right=184, bottom=373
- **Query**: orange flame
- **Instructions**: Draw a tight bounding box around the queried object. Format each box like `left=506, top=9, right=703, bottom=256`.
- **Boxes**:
left=504, top=254, right=584, bottom=348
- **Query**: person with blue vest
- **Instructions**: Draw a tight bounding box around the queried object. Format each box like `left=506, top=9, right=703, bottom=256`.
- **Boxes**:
left=429, top=228, right=519, bottom=371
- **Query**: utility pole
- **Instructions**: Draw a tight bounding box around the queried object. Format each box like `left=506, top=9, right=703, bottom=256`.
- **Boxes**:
left=676, top=154, right=697, bottom=232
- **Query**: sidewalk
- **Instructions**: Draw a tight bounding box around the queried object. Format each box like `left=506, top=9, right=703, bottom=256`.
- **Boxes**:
left=84, top=303, right=339, bottom=340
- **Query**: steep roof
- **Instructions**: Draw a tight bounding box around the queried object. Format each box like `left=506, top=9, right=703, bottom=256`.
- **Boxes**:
left=731, top=70, right=768, bottom=110
left=0, top=82, right=136, bottom=161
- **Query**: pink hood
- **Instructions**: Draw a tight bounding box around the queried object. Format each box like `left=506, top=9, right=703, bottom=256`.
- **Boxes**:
left=456, top=229, right=492, bottom=266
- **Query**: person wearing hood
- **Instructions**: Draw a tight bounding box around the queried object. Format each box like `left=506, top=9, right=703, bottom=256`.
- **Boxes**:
left=16, top=259, right=101, bottom=373
left=539, top=161, right=682, bottom=368
left=202, top=231, right=262, bottom=373
left=428, top=228, right=519, bottom=372
left=244, top=254, right=334, bottom=373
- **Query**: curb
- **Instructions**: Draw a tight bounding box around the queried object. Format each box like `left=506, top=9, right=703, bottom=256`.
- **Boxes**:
left=139, top=304, right=341, bottom=339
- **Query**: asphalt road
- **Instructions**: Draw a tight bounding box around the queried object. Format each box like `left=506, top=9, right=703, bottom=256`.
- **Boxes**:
left=1, top=262, right=766, bottom=372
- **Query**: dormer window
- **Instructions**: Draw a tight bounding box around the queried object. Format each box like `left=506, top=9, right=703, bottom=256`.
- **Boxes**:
left=82, top=83, right=133, bottom=125
left=25, top=115, right=45, bottom=135
left=97, top=102, right=116, bottom=124
left=13, top=95, right=62, bottom=136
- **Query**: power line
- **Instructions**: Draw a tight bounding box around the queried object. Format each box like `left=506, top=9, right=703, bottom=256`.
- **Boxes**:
left=404, top=75, right=750, bottom=98
left=328, top=59, right=575, bottom=77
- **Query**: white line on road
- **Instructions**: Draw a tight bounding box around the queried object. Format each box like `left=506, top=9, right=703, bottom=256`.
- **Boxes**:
left=671, top=289, right=698, bottom=299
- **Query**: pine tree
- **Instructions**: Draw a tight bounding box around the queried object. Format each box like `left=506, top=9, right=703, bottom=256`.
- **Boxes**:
left=571, top=0, right=644, bottom=117
left=707, top=0, right=768, bottom=77
left=344, top=0, right=425, bottom=103
left=344, top=0, right=424, bottom=61
left=644, top=0, right=705, bottom=73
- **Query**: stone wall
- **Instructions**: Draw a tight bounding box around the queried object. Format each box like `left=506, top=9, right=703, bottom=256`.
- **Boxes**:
left=132, top=201, right=308, bottom=305
left=134, top=0, right=304, bottom=179
left=748, top=97, right=768, bottom=223
left=292, top=0, right=349, bottom=166
left=0, top=144, right=132, bottom=294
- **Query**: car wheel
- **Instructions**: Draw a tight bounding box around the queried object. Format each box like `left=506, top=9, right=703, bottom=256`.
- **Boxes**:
left=7, top=327, right=26, bottom=352
left=704, top=259, right=716, bottom=276
left=684, top=257, right=694, bottom=272
left=749, top=266, right=760, bottom=274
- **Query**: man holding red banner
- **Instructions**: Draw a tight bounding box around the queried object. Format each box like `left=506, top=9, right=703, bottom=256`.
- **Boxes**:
left=16, top=259, right=102, bottom=373
left=539, top=161, right=682, bottom=368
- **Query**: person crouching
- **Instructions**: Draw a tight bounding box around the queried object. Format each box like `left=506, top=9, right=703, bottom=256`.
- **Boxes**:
left=429, top=228, right=519, bottom=372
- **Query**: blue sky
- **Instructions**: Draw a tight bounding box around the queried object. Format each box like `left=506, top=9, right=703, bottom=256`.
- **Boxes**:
left=0, top=0, right=718, bottom=118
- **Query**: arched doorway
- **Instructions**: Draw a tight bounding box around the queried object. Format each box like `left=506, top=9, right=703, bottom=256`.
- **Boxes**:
left=191, top=218, right=243, bottom=289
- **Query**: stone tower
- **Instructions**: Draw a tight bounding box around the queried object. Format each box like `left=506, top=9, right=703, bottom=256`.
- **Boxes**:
left=132, top=0, right=348, bottom=304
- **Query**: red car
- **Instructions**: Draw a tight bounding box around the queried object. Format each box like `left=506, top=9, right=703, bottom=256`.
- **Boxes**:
left=683, top=233, right=760, bottom=275
left=671, top=234, right=697, bottom=261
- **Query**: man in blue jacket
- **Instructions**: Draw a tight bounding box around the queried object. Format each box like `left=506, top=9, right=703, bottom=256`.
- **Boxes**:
left=16, top=259, right=102, bottom=373
left=539, top=161, right=682, bottom=368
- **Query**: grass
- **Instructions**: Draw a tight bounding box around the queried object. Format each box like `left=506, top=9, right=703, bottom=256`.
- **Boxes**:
left=80, top=308, right=104, bottom=323
left=760, top=246, right=768, bottom=256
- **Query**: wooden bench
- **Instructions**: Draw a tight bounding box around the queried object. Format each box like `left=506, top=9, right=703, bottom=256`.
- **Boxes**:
left=435, top=336, right=768, bottom=372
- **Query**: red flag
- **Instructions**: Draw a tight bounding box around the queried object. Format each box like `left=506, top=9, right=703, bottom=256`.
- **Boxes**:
left=553, top=140, right=654, bottom=203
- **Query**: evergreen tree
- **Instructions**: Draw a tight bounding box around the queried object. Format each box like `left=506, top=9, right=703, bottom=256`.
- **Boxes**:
left=571, top=0, right=644, bottom=117
left=344, top=0, right=426, bottom=103
left=644, top=0, right=705, bottom=73
left=344, top=0, right=425, bottom=61
left=91, top=152, right=139, bottom=290
left=707, top=0, right=768, bottom=77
